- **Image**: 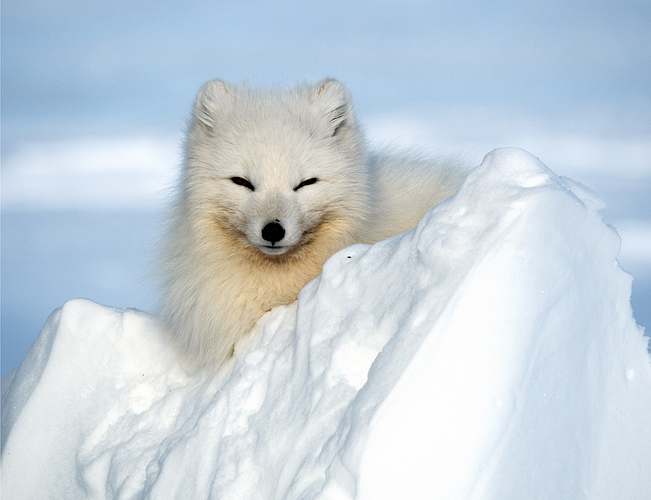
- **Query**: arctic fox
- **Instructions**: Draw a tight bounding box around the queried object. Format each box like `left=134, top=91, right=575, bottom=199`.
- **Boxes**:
left=161, top=79, right=466, bottom=370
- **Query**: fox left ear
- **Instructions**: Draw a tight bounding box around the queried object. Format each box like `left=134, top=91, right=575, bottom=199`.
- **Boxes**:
left=310, top=79, right=354, bottom=137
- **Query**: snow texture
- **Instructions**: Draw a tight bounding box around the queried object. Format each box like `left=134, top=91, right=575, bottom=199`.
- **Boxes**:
left=2, top=148, right=650, bottom=499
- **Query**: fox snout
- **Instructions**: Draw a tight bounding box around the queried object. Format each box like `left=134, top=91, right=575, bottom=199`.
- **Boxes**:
left=255, top=218, right=293, bottom=256
left=261, top=220, right=285, bottom=244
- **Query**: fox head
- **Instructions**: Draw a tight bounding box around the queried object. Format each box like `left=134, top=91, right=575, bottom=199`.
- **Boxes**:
left=181, top=79, right=371, bottom=261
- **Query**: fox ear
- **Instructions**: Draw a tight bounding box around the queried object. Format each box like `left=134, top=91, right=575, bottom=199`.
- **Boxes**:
left=310, top=79, right=354, bottom=137
left=193, top=79, right=231, bottom=132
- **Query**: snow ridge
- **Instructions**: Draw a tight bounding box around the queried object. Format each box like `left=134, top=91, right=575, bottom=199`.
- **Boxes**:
left=2, top=148, right=650, bottom=499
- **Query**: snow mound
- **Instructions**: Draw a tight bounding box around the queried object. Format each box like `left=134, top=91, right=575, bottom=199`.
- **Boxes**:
left=2, top=148, right=650, bottom=499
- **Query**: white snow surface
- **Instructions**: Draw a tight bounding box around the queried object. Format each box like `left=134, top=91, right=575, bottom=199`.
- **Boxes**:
left=2, top=148, right=651, bottom=499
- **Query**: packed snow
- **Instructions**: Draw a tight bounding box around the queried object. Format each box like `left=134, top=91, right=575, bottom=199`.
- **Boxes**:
left=2, top=148, right=650, bottom=499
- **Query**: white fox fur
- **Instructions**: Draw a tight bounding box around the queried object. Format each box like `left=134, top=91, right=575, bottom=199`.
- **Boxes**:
left=161, top=79, right=466, bottom=370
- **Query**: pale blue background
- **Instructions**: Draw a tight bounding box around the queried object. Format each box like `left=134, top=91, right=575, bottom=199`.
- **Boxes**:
left=3, top=0, right=650, bottom=376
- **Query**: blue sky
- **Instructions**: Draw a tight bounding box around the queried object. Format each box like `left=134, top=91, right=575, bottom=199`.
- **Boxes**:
left=2, top=0, right=650, bottom=375
left=3, top=0, right=650, bottom=141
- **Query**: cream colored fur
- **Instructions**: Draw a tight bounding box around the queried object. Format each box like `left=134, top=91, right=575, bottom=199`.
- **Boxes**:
left=161, top=79, right=466, bottom=371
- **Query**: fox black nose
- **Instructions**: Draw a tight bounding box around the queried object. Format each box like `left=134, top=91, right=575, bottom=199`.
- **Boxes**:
left=261, top=221, right=285, bottom=244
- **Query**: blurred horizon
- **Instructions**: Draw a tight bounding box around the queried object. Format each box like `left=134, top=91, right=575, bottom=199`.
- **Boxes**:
left=2, top=0, right=650, bottom=376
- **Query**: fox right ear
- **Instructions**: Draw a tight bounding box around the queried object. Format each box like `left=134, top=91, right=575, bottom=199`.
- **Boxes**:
left=310, top=79, right=354, bottom=137
left=193, top=80, right=231, bottom=132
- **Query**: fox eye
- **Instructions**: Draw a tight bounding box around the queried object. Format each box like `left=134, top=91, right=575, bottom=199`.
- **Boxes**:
left=294, top=177, right=318, bottom=191
left=230, top=177, right=255, bottom=191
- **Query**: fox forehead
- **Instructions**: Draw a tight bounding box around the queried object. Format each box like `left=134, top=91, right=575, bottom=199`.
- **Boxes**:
left=216, top=131, right=332, bottom=185
left=219, top=148, right=317, bottom=187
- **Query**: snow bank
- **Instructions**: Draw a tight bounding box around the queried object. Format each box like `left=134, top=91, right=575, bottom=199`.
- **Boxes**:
left=2, top=148, right=650, bottom=499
